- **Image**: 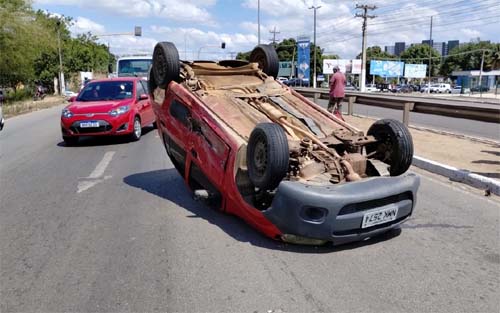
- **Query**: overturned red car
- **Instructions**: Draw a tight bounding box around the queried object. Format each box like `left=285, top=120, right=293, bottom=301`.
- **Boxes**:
left=60, top=77, right=155, bottom=145
left=149, top=42, right=420, bottom=245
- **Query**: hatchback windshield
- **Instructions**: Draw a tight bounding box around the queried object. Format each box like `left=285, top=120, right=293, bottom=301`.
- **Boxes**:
left=77, top=81, right=134, bottom=101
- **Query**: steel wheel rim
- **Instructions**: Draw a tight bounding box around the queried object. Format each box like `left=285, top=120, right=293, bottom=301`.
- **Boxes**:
left=134, top=119, right=141, bottom=137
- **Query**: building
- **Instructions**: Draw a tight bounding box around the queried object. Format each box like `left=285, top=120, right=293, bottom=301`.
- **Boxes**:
left=394, top=42, right=406, bottom=56
left=384, top=45, right=395, bottom=55
left=447, top=40, right=459, bottom=55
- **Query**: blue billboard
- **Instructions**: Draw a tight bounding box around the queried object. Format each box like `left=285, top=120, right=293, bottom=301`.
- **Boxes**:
left=370, top=60, right=404, bottom=77
left=297, top=37, right=310, bottom=81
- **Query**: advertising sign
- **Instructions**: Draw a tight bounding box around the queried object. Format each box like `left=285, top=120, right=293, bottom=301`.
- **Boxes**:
left=278, top=61, right=292, bottom=77
left=323, top=59, right=362, bottom=74
left=404, top=64, right=427, bottom=78
left=370, top=60, right=404, bottom=77
left=297, top=37, right=310, bottom=81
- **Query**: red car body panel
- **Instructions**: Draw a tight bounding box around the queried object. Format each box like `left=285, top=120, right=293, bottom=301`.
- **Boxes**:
left=153, top=82, right=283, bottom=239
left=61, top=77, right=155, bottom=137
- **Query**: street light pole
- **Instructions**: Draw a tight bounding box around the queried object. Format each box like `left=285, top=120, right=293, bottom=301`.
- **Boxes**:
left=258, top=0, right=261, bottom=44
left=309, top=4, right=321, bottom=89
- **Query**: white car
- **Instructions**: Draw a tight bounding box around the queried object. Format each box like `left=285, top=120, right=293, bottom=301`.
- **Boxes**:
left=432, top=83, right=451, bottom=93
left=365, top=84, right=378, bottom=92
left=276, top=77, right=288, bottom=83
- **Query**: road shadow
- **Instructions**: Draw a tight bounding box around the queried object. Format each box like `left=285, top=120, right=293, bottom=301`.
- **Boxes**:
left=56, top=126, right=156, bottom=147
left=123, top=168, right=402, bottom=253
left=481, top=150, right=500, bottom=157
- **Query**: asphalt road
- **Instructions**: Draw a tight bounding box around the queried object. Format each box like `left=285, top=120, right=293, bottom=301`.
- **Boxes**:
left=313, top=98, right=500, bottom=140
left=1, top=105, right=499, bottom=313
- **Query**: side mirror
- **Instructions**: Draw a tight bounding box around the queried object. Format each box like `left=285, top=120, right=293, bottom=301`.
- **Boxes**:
left=69, top=96, right=77, bottom=102
left=139, top=93, right=148, bottom=100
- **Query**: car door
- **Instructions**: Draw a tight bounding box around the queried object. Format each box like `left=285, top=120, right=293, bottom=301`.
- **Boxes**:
left=186, top=107, right=230, bottom=195
left=139, top=80, right=155, bottom=124
left=135, top=81, right=152, bottom=125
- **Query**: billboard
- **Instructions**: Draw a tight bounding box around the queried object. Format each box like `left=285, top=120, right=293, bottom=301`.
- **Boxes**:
left=323, top=59, right=362, bottom=74
left=404, top=64, right=427, bottom=78
left=278, top=61, right=292, bottom=77
left=370, top=60, right=404, bottom=77
left=297, top=37, right=310, bottom=81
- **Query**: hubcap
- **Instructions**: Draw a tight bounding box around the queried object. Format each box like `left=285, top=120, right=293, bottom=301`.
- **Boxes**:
left=134, top=119, right=141, bottom=137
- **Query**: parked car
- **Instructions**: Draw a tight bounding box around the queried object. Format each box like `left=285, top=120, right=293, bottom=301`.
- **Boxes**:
left=433, top=83, right=451, bottom=93
left=60, top=77, right=155, bottom=145
left=451, top=86, right=463, bottom=94
left=391, top=85, right=412, bottom=93
left=276, top=77, right=288, bottom=83
left=284, top=78, right=310, bottom=87
left=148, top=42, right=420, bottom=246
left=365, top=84, right=378, bottom=92
left=471, top=85, right=490, bottom=92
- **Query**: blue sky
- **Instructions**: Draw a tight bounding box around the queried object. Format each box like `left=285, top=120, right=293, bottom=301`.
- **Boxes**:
left=33, top=0, right=500, bottom=59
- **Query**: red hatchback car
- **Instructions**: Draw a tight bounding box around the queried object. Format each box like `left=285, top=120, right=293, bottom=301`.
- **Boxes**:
left=60, top=77, right=155, bottom=145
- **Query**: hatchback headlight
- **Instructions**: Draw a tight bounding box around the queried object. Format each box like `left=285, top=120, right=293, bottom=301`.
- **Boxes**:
left=109, top=105, right=130, bottom=117
left=61, top=109, right=73, bottom=118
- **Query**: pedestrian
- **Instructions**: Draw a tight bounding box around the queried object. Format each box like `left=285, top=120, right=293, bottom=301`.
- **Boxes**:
left=328, top=65, right=346, bottom=118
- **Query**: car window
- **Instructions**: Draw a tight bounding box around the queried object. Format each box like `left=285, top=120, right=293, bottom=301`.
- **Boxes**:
left=136, top=82, right=145, bottom=100
left=140, top=80, right=149, bottom=94
left=170, top=100, right=190, bottom=128
left=77, top=81, right=133, bottom=101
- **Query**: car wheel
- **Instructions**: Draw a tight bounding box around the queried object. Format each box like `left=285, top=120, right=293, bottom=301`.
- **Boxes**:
left=249, top=44, right=279, bottom=79
left=63, top=136, right=78, bottom=146
left=247, top=123, right=289, bottom=190
left=130, top=116, right=142, bottom=141
left=148, top=67, right=158, bottom=97
left=152, top=42, right=180, bottom=89
left=366, top=119, right=413, bottom=176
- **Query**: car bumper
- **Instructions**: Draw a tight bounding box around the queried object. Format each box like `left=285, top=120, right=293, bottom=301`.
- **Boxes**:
left=61, top=114, right=132, bottom=136
left=263, top=174, right=420, bottom=245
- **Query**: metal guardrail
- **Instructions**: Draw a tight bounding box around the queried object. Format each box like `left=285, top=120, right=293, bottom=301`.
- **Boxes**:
left=294, top=88, right=500, bottom=124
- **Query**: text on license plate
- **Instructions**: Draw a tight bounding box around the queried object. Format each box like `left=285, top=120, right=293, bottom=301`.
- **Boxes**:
left=361, top=205, right=398, bottom=228
left=80, top=121, right=99, bottom=128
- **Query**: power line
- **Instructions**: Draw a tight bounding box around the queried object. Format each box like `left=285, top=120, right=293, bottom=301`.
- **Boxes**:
left=269, top=26, right=280, bottom=45
left=355, top=4, right=377, bottom=92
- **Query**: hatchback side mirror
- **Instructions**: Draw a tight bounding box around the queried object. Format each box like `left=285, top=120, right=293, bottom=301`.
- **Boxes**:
left=69, top=96, right=77, bottom=102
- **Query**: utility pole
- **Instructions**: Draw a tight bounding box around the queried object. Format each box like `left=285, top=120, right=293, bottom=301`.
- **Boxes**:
left=479, top=48, right=485, bottom=98
left=309, top=4, right=321, bottom=89
left=356, top=4, right=376, bottom=92
left=258, top=0, right=261, bottom=45
left=269, top=26, right=280, bottom=45
left=428, top=16, right=433, bottom=93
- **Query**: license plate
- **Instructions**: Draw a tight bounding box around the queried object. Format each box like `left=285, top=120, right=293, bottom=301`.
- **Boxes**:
left=362, top=205, right=398, bottom=228
left=80, top=121, right=99, bottom=128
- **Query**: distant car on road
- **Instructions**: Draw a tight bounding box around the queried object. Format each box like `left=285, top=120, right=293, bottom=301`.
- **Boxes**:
left=451, top=86, right=463, bottom=94
left=60, top=77, right=155, bottom=145
left=284, top=78, right=310, bottom=87
left=471, top=85, right=489, bottom=92
left=365, top=84, right=378, bottom=92
left=433, top=83, right=451, bottom=93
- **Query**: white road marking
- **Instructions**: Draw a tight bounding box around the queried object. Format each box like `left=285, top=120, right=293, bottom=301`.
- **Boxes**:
left=77, top=151, right=115, bottom=193
left=87, top=151, right=115, bottom=179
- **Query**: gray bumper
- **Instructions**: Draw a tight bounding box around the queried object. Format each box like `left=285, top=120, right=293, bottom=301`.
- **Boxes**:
left=263, top=174, right=420, bottom=245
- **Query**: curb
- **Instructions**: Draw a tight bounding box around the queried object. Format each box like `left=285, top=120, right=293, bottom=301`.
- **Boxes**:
left=412, top=156, right=500, bottom=196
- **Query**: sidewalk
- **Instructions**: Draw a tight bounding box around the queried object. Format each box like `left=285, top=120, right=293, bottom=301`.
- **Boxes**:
left=343, top=114, right=500, bottom=194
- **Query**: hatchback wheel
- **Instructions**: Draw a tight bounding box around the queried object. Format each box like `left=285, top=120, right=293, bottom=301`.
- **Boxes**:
left=130, top=117, right=142, bottom=141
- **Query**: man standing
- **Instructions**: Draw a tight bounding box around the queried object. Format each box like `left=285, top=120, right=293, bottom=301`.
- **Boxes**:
left=328, top=65, right=346, bottom=118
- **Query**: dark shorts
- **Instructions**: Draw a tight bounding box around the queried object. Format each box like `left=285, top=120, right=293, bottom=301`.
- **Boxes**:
left=328, top=97, right=344, bottom=111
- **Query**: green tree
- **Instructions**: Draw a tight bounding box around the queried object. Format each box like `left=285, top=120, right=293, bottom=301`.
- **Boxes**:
left=440, top=41, right=500, bottom=76
left=400, top=44, right=441, bottom=78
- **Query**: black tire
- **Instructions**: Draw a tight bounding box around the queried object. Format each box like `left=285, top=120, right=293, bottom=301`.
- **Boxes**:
left=366, top=119, right=413, bottom=176
left=63, top=136, right=78, bottom=146
left=130, top=116, right=142, bottom=141
left=247, top=123, right=289, bottom=190
left=249, top=44, right=279, bottom=79
left=152, top=42, right=180, bottom=88
left=148, top=67, right=157, bottom=97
